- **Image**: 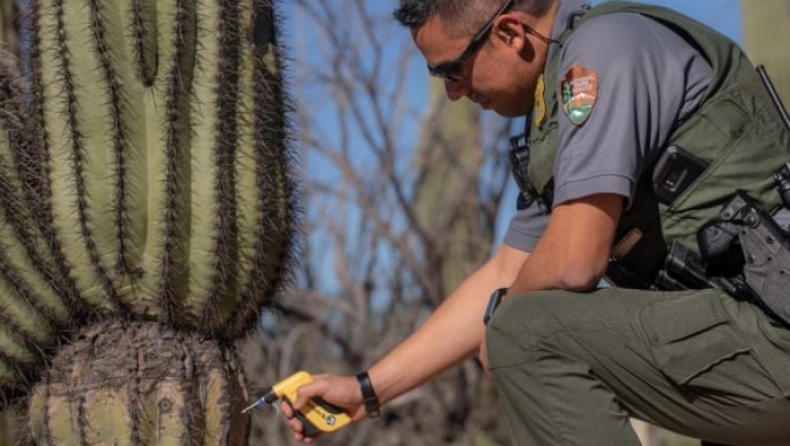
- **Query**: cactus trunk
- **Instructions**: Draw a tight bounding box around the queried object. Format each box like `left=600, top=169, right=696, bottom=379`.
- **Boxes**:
left=0, top=0, right=295, bottom=408
left=26, top=320, right=250, bottom=445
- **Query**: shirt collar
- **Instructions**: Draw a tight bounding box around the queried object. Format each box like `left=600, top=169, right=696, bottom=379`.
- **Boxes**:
left=547, top=0, right=589, bottom=63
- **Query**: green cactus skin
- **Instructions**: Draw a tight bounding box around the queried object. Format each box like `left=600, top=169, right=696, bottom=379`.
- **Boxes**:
left=26, top=0, right=296, bottom=332
left=26, top=321, right=251, bottom=446
left=0, top=0, right=296, bottom=406
left=0, top=53, right=74, bottom=405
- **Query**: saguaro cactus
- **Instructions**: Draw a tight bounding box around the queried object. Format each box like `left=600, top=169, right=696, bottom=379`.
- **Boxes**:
left=0, top=0, right=295, bottom=443
left=741, top=0, right=790, bottom=103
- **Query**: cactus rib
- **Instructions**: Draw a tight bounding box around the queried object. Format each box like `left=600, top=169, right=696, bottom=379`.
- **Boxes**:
left=200, top=0, right=242, bottom=335
left=226, top=0, right=298, bottom=338
left=130, top=0, right=157, bottom=87
left=25, top=0, right=88, bottom=321
left=158, top=0, right=196, bottom=326
left=0, top=251, right=57, bottom=344
left=86, top=0, right=135, bottom=278
left=51, top=0, right=128, bottom=315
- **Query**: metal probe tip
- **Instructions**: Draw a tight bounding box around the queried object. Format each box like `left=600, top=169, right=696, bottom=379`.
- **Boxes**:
left=242, top=398, right=266, bottom=414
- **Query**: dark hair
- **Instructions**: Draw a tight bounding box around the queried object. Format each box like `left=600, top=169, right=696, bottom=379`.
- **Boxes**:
left=393, top=0, right=555, bottom=36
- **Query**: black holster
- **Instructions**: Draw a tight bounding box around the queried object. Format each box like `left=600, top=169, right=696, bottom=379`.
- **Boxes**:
left=660, top=191, right=790, bottom=327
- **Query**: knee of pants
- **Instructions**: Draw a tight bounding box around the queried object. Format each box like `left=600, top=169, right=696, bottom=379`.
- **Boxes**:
left=486, top=290, right=571, bottom=368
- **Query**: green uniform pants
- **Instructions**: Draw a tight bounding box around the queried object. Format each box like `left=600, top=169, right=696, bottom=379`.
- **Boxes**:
left=486, top=288, right=790, bottom=446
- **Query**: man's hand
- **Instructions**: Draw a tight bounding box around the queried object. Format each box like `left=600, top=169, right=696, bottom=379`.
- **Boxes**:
left=280, top=374, right=368, bottom=443
left=279, top=246, right=531, bottom=442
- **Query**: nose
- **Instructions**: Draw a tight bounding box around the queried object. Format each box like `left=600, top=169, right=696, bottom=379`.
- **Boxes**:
left=444, top=80, right=468, bottom=101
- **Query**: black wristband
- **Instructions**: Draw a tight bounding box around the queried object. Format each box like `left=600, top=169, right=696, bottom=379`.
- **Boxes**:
left=483, top=287, right=508, bottom=325
left=356, top=371, right=380, bottom=419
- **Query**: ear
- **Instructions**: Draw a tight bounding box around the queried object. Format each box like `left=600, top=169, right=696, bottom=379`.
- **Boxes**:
left=494, top=16, right=526, bottom=50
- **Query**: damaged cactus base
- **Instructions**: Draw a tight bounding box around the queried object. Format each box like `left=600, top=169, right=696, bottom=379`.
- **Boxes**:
left=26, top=320, right=250, bottom=445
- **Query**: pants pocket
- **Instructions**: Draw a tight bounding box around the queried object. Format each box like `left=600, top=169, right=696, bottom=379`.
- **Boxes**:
left=641, top=292, right=781, bottom=399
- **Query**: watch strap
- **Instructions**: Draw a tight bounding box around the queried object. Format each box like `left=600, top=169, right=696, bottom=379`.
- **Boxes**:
left=483, top=287, right=508, bottom=325
left=356, top=371, right=380, bottom=418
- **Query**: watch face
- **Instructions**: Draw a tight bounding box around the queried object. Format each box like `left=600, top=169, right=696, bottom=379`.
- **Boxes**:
left=483, top=288, right=507, bottom=325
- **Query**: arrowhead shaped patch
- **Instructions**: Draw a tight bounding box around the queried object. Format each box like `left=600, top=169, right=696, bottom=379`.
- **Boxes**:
left=560, top=65, right=598, bottom=126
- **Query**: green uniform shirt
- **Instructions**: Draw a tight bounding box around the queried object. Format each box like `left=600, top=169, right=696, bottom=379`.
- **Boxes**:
left=504, top=0, right=712, bottom=254
left=511, top=1, right=790, bottom=284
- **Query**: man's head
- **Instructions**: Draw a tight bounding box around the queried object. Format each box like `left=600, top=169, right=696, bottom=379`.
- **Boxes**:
left=394, top=0, right=558, bottom=117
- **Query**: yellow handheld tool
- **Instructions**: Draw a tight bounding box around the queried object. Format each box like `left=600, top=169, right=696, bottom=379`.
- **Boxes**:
left=242, top=371, right=352, bottom=437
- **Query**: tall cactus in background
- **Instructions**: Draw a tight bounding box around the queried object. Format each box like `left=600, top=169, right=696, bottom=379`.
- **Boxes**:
left=413, top=79, right=494, bottom=445
left=741, top=0, right=790, bottom=103
left=0, top=0, right=296, bottom=443
left=414, top=79, right=484, bottom=297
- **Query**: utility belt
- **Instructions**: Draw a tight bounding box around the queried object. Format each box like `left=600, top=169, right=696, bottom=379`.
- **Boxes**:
left=655, top=188, right=790, bottom=327
left=653, top=66, right=790, bottom=327
left=648, top=65, right=790, bottom=328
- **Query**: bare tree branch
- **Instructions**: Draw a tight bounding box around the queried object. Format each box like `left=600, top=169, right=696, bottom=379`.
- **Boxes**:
left=243, top=2, right=515, bottom=445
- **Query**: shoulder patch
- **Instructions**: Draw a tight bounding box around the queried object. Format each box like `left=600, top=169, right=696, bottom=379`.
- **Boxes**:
left=560, top=65, right=598, bottom=126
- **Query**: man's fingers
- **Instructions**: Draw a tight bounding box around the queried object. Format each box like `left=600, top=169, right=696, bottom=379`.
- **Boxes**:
left=288, top=416, right=304, bottom=436
left=293, top=380, right=325, bottom=409
left=280, top=400, right=294, bottom=418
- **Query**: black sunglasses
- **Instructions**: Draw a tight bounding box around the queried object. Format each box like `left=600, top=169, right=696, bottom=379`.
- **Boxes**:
left=427, top=0, right=557, bottom=83
left=428, top=0, right=515, bottom=82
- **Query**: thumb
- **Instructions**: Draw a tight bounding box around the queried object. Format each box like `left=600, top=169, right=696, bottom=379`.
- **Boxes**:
left=292, top=380, right=326, bottom=410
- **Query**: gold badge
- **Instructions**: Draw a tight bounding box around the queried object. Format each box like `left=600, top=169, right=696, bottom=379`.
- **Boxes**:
left=534, top=74, right=546, bottom=127
left=560, top=65, right=598, bottom=126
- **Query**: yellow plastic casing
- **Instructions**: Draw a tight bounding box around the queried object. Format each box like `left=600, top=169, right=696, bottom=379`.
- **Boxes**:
left=272, top=371, right=352, bottom=435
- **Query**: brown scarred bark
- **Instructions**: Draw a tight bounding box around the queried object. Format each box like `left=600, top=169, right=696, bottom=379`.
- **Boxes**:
left=26, top=321, right=251, bottom=446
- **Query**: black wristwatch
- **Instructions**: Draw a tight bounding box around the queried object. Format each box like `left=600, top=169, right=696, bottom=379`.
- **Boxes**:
left=483, top=288, right=508, bottom=325
left=356, top=371, right=380, bottom=418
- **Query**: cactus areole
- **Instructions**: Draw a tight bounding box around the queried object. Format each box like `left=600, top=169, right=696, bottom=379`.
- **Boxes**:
left=0, top=0, right=296, bottom=426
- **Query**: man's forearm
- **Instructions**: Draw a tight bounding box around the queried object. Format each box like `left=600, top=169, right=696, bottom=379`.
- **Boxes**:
left=509, top=196, right=622, bottom=295
left=367, top=245, right=528, bottom=405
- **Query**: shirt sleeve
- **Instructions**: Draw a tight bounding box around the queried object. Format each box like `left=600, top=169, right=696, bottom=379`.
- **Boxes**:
left=503, top=196, right=549, bottom=253
left=552, top=12, right=712, bottom=208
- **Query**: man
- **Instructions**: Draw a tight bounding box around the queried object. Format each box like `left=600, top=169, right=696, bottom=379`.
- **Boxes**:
left=282, top=1, right=790, bottom=444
